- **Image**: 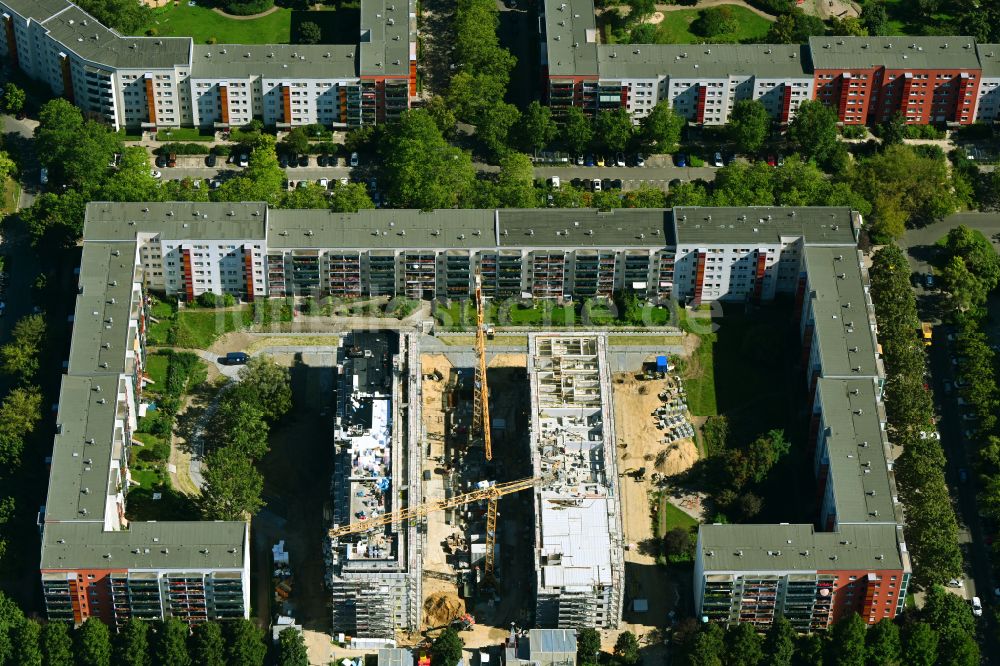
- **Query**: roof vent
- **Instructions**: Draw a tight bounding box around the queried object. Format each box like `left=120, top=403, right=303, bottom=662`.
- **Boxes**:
left=86, top=438, right=95, bottom=445
left=458, top=234, right=465, bottom=240
left=736, top=550, right=743, bottom=556
left=876, top=554, right=884, bottom=560
left=866, top=490, right=876, bottom=496
left=850, top=388, right=859, bottom=395
left=246, top=52, right=251, bottom=58
left=99, top=362, right=108, bottom=368
left=854, top=409, right=863, bottom=415
left=305, top=230, right=314, bottom=236
left=280, top=230, right=288, bottom=236
left=942, top=43, right=948, bottom=48
left=610, top=52, right=617, bottom=58
left=860, top=441, right=869, bottom=447
left=862, top=43, right=869, bottom=48
left=97, top=399, right=106, bottom=405
left=220, top=48, right=226, bottom=54
left=633, top=49, right=640, bottom=55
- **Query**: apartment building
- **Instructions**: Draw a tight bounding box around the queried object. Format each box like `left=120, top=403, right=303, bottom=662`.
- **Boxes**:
left=0, top=0, right=414, bottom=129
left=528, top=334, right=625, bottom=629
left=974, top=44, right=1000, bottom=122
left=41, top=233, right=249, bottom=627
left=539, top=0, right=990, bottom=126
left=693, top=246, right=911, bottom=630
left=327, top=331, right=422, bottom=638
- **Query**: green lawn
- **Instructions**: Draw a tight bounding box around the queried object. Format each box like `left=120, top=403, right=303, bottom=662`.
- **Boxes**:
left=434, top=299, right=672, bottom=329
left=156, top=127, right=214, bottom=142
left=173, top=307, right=251, bottom=349
left=144, top=353, right=170, bottom=390
left=648, top=5, right=771, bottom=44
left=683, top=331, right=717, bottom=416
left=659, top=497, right=699, bottom=535
left=1, top=176, right=20, bottom=214
left=143, top=3, right=293, bottom=44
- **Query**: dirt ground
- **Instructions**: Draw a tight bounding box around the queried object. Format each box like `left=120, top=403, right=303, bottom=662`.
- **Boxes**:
left=609, top=372, right=698, bottom=655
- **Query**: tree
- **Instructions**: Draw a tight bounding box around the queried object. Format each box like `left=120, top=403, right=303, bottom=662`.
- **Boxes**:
left=22, top=190, right=88, bottom=247
left=114, top=618, right=150, bottom=666
left=724, top=429, right=788, bottom=488
left=640, top=102, right=684, bottom=153
left=594, top=109, right=634, bottom=153
left=380, top=110, right=476, bottom=210
left=35, top=99, right=122, bottom=195
left=75, top=0, right=151, bottom=34
left=329, top=182, right=375, bottom=213
left=663, top=527, right=692, bottom=560
left=829, top=16, right=867, bottom=36
left=626, top=0, right=656, bottom=22
left=940, top=225, right=1000, bottom=293
left=189, top=622, right=225, bottom=666
left=796, top=633, right=825, bottom=666
left=766, top=9, right=825, bottom=42
left=280, top=127, right=311, bottom=156
left=683, top=622, right=724, bottom=666
left=878, top=113, right=907, bottom=147
left=941, top=255, right=982, bottom=312
left=788, top=100, right=840, bottom=167
left=298, top=21, right=322, bottom=44
left=763, top=616, right=795, bottom=666
left=0, top=386, right=42, bottom=467
left=828, top=613, right=866, bottom=666
left=212, top=398, right=270, bottom=459
left=102, top=146, right=162, bottom=203
left=864, top=619, right=900, bottom=666
left=497, top=152, right=538, bottom=208
left=2, top=84, right=25, bottom=115
left=280, top=183, right=329, bottom=210
left=860, top=0, right=889, bottom=36
left=623, top=185, right=666, bottom=208
left=0, top=314, right=45, bottom=383
left=153, top=618, right=190, bottom=666
left=691, top=6, right=739, bottom=37
left=613, top=631, right=640, bottom=666
left=430, top=628, right=464, bottom=666
left=425, top=96, right=457, bottom=139
left=577, top=628, right=601, bottom=666
left=75, top=618, right=112, bottom=666
left=200, top=446, right=265, bottom=520
left=225, top=619, right=266, bottom=666
left=901, top=622, right=937, bottom=666
left=232, top=356, right=292, bottom=422
left=519, top=101, right=558, bottom=153
left=40, top=621, right=74, bottom=666
left=214, top=143, right=286, bottom=205
left=727, top=100, right=770, bottom=155
left=276, top=627, right=308, bottom=666
left=477, top=102, right=521, bottom=158
left=10, top=618, right=42, bottom=666
left=723, top=623, right=762, bottom=666
left=561, top=107, right=594, bottom=155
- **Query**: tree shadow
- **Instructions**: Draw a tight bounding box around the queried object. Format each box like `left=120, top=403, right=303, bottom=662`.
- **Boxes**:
left=289, top=8, right=359, bottom=44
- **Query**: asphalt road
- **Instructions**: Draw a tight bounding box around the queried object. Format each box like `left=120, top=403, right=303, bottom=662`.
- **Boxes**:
left=901, top=217, right=1000, bottom=661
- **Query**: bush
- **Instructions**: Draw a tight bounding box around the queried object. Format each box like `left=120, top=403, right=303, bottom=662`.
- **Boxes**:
left=689, top=155, right=705, bottom=167
left=195, top=292, right=236, bottom=308
left=840, top=124, right=867, bottom=139
left=223, top=0, right=273, bottom=14
left=691, top=6, right=739, bottom=37
left=155, top=142, right=211, bottom=156
left=138, top=441, right=171, bottom=462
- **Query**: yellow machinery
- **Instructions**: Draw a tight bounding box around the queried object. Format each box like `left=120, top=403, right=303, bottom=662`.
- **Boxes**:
left=472, top=272, right=493, bottom=462
left=326, top=469, right=555, bottom=539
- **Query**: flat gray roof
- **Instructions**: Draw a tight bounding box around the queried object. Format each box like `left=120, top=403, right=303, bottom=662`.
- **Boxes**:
left=190, top=44, right=359, bottom=80
left=45, top=375, right=121, bottom=523
left=674, top=207, right=858, bottom=246
left=542, top=0, right=599, bottom=77
left=41, top=6, right=191, bottom=70
left=67, top=241, right=139, bottom=376
left=816, top=378, right=896, bottom=526
left=360, top=0, right=413, bottom=77
left=596, top=44, right=811, bottom=80
left=529, top=629, right=577, bottom=654
left=267, top=208, right=496, bottom=250
left=41, top=521, right=246, bottom=570
left=498, top=208, right=673, bottom=247
left=809, top=36, right=981, bottom=71
left=699, top=523, right=903, bottom=573
left=0, top=0, right=72, bottom=23
left=977, top=44, right=1000, bottom=77
left=803, top=247, right=880, bottom=379
left=84, top=202, right=267, bottom=242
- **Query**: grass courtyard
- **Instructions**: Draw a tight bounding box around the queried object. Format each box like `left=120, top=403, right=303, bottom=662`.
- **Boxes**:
left=141, top=2, right=358, bottom=45
left=649, top=5, right=772, bottom=44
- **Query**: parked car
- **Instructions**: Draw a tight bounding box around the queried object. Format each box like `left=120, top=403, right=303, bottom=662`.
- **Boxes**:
left=675, top=154, right=687, bottom=167
left=166, top=153, right=177, bottom=167
left=615, top=152, right=625, bottom=167
left=210, top=179, right=222, bottom=189
left=220, top=352, right=249, bottom=365
left=596, top=155, right=605, bottom=167
left=350, top=152, right=360, bottom=167
left=150, top=169, right=162, bottom=179
left=576, top=155, right=585, bottom=166
left=959, top=468, right=969, bottom=482
left=766, top=154, right=778, bottom=167
left=339, top=176, right=349, bottom=185
left=943, top=380, right=953, bottom=395
left=925, top=273, right=935, bottom=288
left=713, top=151, right=724, bottom=167
left=317, top=154, right=328, bottom=167
left=39, top=167, right=48, bottom=185
left=155, top=154, right=167, bottom=168
left=634, top=153, right=645, bottom=167
left=592, top=178, right=602, bottom=192
left=297, top=154, right=309, bottom=167
left=549, top=176, right=561, bottom=188
left=318, top=178, right=330, bottom=188
left=611, top=179, right=622, bottom=189
left=237, top=154, right=249, bottom=167
left=205, top=153, right=217, bottom=167
left=972, top=597, right=983, bottom=617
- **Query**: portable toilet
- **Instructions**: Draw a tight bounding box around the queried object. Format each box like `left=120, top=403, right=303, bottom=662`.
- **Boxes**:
left=655, top=355, right=669, bottom=375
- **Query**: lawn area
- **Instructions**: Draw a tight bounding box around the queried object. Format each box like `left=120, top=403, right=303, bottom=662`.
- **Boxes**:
left=156, top=127, right=214, bottom=142
left=144, top=352, right=170, bottom=390
left=645, top=5, right=771, bottom=44
left=0, top=176, right=20, bottom=214
left=435, top=299, right=673, bottom=329
left=173, top=307, right=251, bottom=349
left=880, top=0, right=957, bottom=35
left=608, top=334, right=685, bottom=347
left=682, top=331, right=717, bottom=416
left=658, top=496, right=698, bottom=536
left=142, top=3, right=292, bottom=44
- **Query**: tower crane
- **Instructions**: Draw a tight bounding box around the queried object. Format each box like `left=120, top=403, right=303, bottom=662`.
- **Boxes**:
left=327, top=467, right=557, bottom=540
left=472, top=271, right=493, bottom=462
